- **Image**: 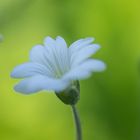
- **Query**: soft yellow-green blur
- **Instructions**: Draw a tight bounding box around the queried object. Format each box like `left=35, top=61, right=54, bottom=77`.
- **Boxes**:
left=0, top=0, right=140, bottom=140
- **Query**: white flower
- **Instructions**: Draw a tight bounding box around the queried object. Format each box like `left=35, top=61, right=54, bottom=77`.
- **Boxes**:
left=11, top=36, right=106, bottom=94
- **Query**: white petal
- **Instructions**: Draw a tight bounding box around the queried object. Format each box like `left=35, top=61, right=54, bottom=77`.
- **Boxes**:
left=14, top=76, right=43, bottom=94
left=44, top=36, right=56, bottom=48
left=44, top=37, right=63, bottom=74
left=14, top=75, right=70, bottom=94
left=30, top=45, right=45, bottom=63
left=44, top=36, right=70, bottom=75
left=55, top=36, right=70, bottom=72
left=71, top=44, right=100, bottom=67
left=69, top=37, right=95, bottom=54
left=42, top=77, right=70, bottom=92
left=30, top=38, right=70, bottom=77
left=30, top=45, right=57, bottom=75
left=63, top=59, right=106, bottom=80
left=56, top=36, right=67, bottom=49
left=11, top=62, right=54, bottom=78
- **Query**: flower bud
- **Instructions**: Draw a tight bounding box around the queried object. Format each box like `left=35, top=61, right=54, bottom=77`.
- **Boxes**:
left=0, top=34, right=4, bottom=42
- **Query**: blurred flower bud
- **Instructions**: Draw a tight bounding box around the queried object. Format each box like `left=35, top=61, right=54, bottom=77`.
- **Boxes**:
left=0, top=34, right=4, bottom=42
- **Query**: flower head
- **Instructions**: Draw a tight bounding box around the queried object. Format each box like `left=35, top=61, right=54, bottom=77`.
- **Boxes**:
left=11, top=36, right=106, bottom=102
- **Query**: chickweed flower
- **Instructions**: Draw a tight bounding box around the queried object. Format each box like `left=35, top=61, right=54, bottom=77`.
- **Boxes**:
left=11, top=36, right=105, bottom=104
left=11, top=36, right=106, bottom=140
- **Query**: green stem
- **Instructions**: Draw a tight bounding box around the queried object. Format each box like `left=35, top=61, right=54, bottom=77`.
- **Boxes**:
left=71, top=105, right=82, bottom=140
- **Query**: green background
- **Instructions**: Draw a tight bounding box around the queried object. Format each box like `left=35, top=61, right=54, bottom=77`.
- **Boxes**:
left=0, top=0, right=140, bottom=140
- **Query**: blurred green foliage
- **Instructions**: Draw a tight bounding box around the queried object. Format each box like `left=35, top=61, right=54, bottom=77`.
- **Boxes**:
left=0, top=0, right=140, bottom=140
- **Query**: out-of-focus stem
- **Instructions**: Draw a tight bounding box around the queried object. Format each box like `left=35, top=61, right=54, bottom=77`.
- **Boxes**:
left=71, top=105, right=82, bottom=140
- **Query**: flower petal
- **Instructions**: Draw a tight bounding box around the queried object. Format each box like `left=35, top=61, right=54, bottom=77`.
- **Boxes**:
left=14, top=75, right=70, bottom=94
left=56, top=36, right=67, bottom=49
left=30, top=45, right=46, bottom=63
left=14, top=76, right=43, bottom=94
left=44, top=36, right=70, bottom=76
left=11, top=62, right=54, bottom=78
left=63, top=59, right=106, bottom=80
left=44, top=36, right=56, bottom=48
left=11, top=63, right=38, bottom=78
left=69, top=37, right=95, bottom=54
left=55, top=36, right=70, bottom=72
left=30, top=45, right=57, bottom=76
left=71, top=44, right=100, bottom=67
